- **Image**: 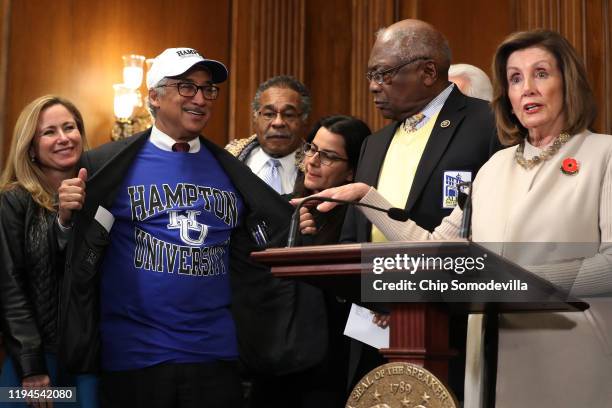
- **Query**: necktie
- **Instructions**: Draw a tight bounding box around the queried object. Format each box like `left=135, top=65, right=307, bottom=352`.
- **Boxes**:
left=402, top=113, right=426, bottom=132
left=261, top=158, right=282, bottom=193
left=172, top=142, right=190, bottom=152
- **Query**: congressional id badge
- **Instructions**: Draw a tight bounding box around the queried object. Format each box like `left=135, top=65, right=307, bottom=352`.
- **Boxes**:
left=442, top=170, right=472, bottom=208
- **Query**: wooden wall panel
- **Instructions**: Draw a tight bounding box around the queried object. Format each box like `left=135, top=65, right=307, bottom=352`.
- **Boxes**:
left=304, top=0, right=352, bottom=124
left=515, top=0, right=586, bottom=56
left=253, top=0, right=305, bottom=82
left=582, top=0, right=612, bottom=133
left=3, top=0, right=230, bottom=153
left=350, top=0, right=396, bottom=132
left=412, top=0, right=516, bottom=78
left=228, top=0, right=253, bottom=142
left=229, top=0, right=305, bottom=141
left=0, top=0, right=10, bottom=167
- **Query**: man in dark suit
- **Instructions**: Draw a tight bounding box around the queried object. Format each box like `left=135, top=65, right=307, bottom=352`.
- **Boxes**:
left=340, top=19, right=500, bottom=399
left=57, top=47, right=325, bottom=408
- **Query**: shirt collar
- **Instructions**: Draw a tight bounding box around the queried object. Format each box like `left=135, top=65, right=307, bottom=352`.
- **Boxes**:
left=149, top=126, right=201, bottom=153
left=249, top=145, right=299, bottom=173
left=421, top=83, right=455, bottom=120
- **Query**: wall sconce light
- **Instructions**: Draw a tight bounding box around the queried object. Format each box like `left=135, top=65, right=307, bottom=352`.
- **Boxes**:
left=123, top=54, right=145, bottom=89
left=112, top=54, right=153, bottom=140
left=112, top=83, right=136, bottom=140
left=113, top=83, right=136, bottom=119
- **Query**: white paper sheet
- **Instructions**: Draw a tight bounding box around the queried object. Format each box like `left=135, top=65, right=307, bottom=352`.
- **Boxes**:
left=343, top=303, right=389, bottom=349
left=94, top=205, right=115, bottom=233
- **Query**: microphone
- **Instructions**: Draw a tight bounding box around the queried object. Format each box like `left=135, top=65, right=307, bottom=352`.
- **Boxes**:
left=457, top=181, right=472, bottom=239
left=287, top=196, right=410, bottom=247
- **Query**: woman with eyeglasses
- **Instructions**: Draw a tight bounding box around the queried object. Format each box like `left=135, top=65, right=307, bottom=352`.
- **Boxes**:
left=250, top=115, right=370, bottom=408
left=292, top=115, right=371, bottom=244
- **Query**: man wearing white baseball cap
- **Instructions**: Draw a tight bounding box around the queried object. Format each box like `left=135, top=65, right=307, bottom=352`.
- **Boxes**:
left=145, top=47, right=228, bottom=89
left=57, top=47, right=326, bottom=407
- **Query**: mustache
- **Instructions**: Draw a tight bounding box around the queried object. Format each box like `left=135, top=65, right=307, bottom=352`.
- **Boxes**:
left=264, top=133, right=291, bottom=139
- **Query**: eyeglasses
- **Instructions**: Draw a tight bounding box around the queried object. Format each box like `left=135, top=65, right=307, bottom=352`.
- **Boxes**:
left=366, top=56, right=431, bottom=85
left=303, top=142, right=348, bottom=166
left=257, top=109, right=303, bottom=124
left=157, top=82, right=220, bottom=100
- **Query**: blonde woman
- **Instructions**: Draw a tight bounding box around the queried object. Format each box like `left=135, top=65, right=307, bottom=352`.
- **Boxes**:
left=0, top=96, right=97, bottom=407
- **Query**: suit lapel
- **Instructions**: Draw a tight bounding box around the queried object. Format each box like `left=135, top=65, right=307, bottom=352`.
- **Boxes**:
left=85, top=131, right=149, bottom=210
left=201, top=136, right=293, bottom=211
left=202, top=137, right=293, bottom=247
left=201, top=137, right=260, bottom=198
left=404, top=87, right=467, bottom=212
left=69, top=130, right=149, bottom=271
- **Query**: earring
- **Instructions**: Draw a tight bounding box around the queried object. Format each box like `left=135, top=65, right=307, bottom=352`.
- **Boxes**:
left=30, top=155, right=36, bottom=162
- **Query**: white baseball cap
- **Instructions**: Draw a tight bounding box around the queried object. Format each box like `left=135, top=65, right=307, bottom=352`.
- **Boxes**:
left=146, top=47, right=228, bottom=89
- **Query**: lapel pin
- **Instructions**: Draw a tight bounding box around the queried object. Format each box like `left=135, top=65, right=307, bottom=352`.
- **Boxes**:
left=561, top=157, right=579, bottom=175
left=440, top=120, right=451, bottom=128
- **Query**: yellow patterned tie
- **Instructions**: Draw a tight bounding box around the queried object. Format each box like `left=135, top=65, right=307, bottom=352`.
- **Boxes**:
left=402, top=113, right=426, bottom=132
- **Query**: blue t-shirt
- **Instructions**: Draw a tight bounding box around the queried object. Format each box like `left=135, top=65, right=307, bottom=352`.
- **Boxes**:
left=99, top=140, right=243, bottom=371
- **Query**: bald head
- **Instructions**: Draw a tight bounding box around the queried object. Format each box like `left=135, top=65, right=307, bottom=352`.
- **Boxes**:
left=375, top=19, right=451, bottom=79
left=367, top=19, right=453, bottom=121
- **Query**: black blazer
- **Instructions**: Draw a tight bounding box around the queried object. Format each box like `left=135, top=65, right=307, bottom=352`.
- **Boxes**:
left=58, top=129, right=327, bottom=375
left=340, top=88, right=501, bottom=397
left=341, top=87, right=501, bottom=243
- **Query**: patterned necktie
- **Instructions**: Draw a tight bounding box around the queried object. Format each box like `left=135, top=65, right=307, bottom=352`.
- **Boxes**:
left=172, top=142, right=190, bottom=152
left=261, top=158, right=282, bottom=193
left=402, top=113, right=426, bottom=132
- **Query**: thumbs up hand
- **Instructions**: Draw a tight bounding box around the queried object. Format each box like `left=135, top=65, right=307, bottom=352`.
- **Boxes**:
left=58, top=168, right=88, bottom=227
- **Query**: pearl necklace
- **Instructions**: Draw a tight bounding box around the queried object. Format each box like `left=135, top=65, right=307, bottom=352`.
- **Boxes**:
left=514, top=132, right=571, bottom=170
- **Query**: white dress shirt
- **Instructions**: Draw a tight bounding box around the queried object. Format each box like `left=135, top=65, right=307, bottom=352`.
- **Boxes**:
left=244, top=146, right=298, bottom=195
left=149, top=126, right=201, bottom=153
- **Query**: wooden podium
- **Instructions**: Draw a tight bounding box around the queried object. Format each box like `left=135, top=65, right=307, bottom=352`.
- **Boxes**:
left=252, top=240, right=589, bottom=402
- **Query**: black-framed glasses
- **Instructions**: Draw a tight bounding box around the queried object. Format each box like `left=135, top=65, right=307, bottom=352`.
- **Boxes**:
left=366, top=56, right=431, bottom=85
left=257, top=109, right=303, bottom=123
left=157, top=82, right=220, bottom=100
left=303, top=142, right=348, bottom=166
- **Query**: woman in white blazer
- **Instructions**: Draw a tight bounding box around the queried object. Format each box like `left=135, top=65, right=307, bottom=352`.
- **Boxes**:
left=301, top=30, right=612, bottom=408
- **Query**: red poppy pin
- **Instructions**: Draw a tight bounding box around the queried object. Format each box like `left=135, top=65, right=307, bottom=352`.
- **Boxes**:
left=561, top=157, right=579, bottom=175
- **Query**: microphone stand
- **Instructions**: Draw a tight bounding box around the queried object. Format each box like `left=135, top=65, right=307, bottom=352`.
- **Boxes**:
left=287, top=196, right=409, bottom=247
left=457, top=181, right=472, bottom=240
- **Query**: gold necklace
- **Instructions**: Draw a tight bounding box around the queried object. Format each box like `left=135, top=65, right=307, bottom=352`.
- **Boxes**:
left=514, top=132, right=571, bottom=169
